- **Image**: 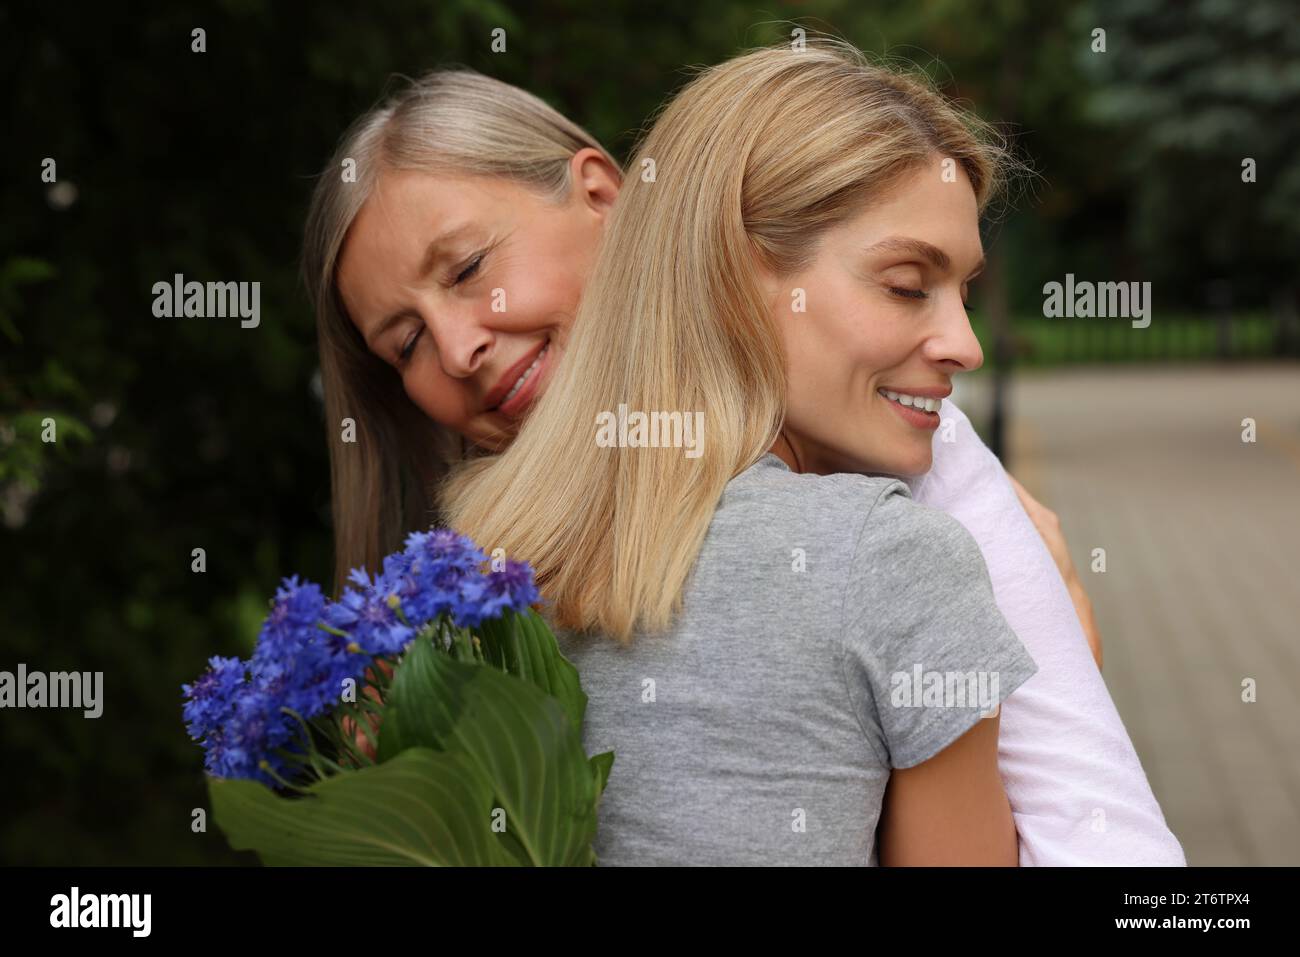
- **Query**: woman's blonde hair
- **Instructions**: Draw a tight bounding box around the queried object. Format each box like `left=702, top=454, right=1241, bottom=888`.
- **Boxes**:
left=302, top=69, right=619, bottom=597
left=440, top=37, right=1012, bottom=643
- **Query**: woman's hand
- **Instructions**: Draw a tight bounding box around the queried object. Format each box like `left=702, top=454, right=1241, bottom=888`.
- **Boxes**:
left=340, top=659, right=392, bottom=763
left=340, top=706, right=379, bottom=762
left=1007, top=473, right=1103, bottom=671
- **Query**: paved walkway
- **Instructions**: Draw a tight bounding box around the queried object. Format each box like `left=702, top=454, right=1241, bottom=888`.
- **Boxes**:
left=984, top=363, right=1300, bottom=866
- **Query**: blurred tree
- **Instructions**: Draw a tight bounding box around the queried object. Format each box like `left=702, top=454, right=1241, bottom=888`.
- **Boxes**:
left=1080, top=0, right=1300, bottom=331
left=0, top=258, right=93, bottom=528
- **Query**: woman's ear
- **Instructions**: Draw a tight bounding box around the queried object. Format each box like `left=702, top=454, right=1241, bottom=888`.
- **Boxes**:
left=749, top=242, right=784, bottom=320
left=569, top=147, right=621, bottom=216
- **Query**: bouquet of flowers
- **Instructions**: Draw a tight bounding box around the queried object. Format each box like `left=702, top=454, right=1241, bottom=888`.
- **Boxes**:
left=182, top=528, right=613, bottom=866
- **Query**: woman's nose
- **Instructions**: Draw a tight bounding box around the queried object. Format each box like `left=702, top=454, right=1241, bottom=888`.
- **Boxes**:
left=925, top=295, right=984, bottom=372
left=424, top=303, right=493, bottom=378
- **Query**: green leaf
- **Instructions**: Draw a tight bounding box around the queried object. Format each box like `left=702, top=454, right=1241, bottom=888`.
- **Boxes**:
left=0, top=257, right=57, bottom=287
left=0, top=257, right=57, bottom=344
left=375, top=631, right=457, bottom=761
left=590, top=750, right=615, bottom=802
left=375, top=632, right=600, bottom=865
left=476, top=608, right=588, bottom=734
left=209, top=748, right=517, bottom=866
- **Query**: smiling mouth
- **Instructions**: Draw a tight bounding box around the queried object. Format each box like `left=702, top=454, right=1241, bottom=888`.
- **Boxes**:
left=878, top=388, right=943, bottom=414
left=488, top=341, right=550, bottom=413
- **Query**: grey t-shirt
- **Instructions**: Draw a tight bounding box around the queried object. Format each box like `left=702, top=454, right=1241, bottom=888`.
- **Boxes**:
left=556, top=452, right=1038, bottom=866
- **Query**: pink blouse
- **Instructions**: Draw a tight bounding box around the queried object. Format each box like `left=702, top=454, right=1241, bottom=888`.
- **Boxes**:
left=904, top=399, right=1186, bottom=865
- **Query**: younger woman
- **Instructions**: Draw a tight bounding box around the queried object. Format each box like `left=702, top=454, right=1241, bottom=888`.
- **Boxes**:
left=437, top=40, right=1034, bottom=864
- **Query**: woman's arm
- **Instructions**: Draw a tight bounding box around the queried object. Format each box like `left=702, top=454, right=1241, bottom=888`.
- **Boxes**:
left=844, top=482, right=1036, bottom=867
left=905, top=399, right=1185, bottom=865
left=879, top=713, right=1018, bottom=866
left=1006, top=473, right=1102, bottom=670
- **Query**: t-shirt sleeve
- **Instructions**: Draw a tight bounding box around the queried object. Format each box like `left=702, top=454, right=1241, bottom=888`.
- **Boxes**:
left=840, top=481, right=1038, bottom=769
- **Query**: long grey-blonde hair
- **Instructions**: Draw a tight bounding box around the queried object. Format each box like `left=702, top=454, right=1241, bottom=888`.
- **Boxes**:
left=440, top=37, right=1011, bottom=642
left=301, top=69, right=619, bottom=597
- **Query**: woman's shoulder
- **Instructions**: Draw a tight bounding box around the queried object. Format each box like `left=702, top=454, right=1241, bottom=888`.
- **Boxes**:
left=851, top=484, right=987, bottom=578
left=718, top=453, right=903, bottom=533
left=725, top=452, right=906, bottom=504
left=716, top=452, right=977, bottom=561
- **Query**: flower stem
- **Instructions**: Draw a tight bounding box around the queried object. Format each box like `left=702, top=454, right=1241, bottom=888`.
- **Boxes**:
left=280, top=707, right=328, bottom=781
left=321, top=710, right=374, bottom=769
left=258, top=754, right=312, bottom=794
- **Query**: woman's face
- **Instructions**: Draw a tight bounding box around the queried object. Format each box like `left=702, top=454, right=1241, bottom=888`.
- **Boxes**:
left=336, top=149, right=619, bottom=451
left=760, top=154, right=986, bottom=478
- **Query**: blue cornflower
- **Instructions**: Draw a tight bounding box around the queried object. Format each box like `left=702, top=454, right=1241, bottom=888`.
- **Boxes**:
left=396, top=530, right=488, bottom=626
left=252, top=575, right=371, bottom=720
left=370, top=528, right=542, bottom=629
left=404, top=528, right=484, bottom=568
left=482, top=559, right=541, bottom=616
left=203, top=680, right=300, bottom=785
left=256, top=632, right=367, bottom=724
left=184, top=655, right=303, bottom=785
left=184, top=527, right=547, bottom=786
left=182, top=655, right=246, bottom=741
left=450, top=559, right=541, bottom=627
left=324, top=565, right=417, bottom=656
left=260, top=575, right=328, bottom=642
left=187, top=575, right=373, bottom=784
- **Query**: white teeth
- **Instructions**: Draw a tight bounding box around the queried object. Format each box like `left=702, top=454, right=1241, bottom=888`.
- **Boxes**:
left=500, top=344, right=548, bottom=407
left=879, top=389, right=941, bottom=413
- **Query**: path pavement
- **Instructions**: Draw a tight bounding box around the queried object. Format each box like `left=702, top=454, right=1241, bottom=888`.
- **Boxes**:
left=989, top=363, right=1300, bottom=866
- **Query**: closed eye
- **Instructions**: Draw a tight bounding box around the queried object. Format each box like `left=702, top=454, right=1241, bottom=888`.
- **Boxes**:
left=452, top=252, right=484, bottom=286
left=399, top=326, right=423, bottom=363
left=889, top=287, right=928, bottom=301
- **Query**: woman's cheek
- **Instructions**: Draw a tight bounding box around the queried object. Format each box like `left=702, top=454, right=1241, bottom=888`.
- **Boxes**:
left=408, top=372, right=465, bottom=431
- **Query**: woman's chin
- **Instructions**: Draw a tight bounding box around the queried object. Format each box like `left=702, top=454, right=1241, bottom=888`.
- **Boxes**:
left=825, top=441, right=931, bottom=480
left=874, top=445, right=933, bottom=479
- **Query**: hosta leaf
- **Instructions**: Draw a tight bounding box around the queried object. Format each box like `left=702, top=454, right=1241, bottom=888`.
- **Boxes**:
left=476, top=609, right=588, bottom=734
left=209, top=747, right=516, bottom=866
left=376, top=633, right=599, bottom=865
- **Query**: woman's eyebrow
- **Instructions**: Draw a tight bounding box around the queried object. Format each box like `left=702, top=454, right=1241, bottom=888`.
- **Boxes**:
left=864, top=236, right=986, bottom=277
left=365, top=309, right=416, bottom=352
left=415, top=222, right=475, bottom=279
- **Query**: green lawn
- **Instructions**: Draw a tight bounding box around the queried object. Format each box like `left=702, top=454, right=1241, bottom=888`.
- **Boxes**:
left=970, top=313, right=1284, bottom=366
